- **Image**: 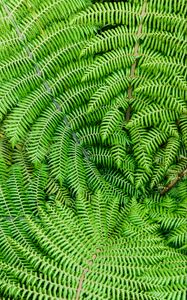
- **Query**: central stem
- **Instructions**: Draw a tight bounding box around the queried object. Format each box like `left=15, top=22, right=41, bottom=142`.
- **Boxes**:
left=75, top=249, right=100, bottom=300
left=126, top=1, right=147, bottom=121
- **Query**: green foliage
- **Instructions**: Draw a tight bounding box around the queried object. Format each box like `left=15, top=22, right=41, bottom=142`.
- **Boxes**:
left=144, top=182, right=187, bottom=253
left=1, top=0, right=186, bottom=189
left=0, top=0, right=186, bottom=298
left=0, top=171, right=186, bottom=299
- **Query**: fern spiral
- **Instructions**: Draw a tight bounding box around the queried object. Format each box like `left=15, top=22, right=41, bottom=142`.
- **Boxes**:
left=0, top=0, right=186, bottom=299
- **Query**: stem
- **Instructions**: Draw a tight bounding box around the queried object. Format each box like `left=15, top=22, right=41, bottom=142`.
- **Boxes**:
left=160, top=167, right=187, bottom=195
left=75, top=249, right=100, bottom=300
left=126, top=1, right=147, bottom=121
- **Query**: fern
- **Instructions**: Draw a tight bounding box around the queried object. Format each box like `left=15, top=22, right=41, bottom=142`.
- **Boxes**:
left=72, top=2, right=139, bottom=26
left=0, top=1, right=186, bottom=298
left=144, top=183, right=187, bottom=253
left=0, top=170, right=186, bottom=299
left=1, top=0, right=186, bottom=188
left=71, top=0, right=187, bottom=186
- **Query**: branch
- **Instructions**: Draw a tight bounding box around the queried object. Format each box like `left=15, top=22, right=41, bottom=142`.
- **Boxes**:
left=160, top=167, right=187, bottom=195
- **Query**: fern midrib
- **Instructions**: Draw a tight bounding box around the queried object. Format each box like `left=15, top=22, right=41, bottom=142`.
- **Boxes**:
left=161, top=167, right=187, bottom=195
left=126, top=1, right=147, bottom=121
left=75, top=248, right=101, bottom=300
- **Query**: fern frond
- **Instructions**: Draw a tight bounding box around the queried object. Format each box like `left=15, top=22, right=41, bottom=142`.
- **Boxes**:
left=27, top=165, right=48, bottom=214
left=89, top=146, right=114, bottom=169
left=17, top=0, right=91, bottom=40
left=130, top=127, right=152, bottom=173
left=76, top=191, right=94, bottom=235
left=71, top=2, right=139, bottom=26
left=49, top=58, right=94, bottom=92
left=145, top=11, right=187, bottom=36
left=5, top=85, right=52, bottom=146
left=103, top=169, right=136, bottom=197
left=106, top=196, right=120, bottom=236
left=0, top=3, right=187, bottom=298
left=164, top=137, right=180, bottom=170
left=127, top=104, right=179, bottom=128
left=88, top=69, right=129, bottom=112
left=67, top=141, right=87, bottom=193
left=0, top=168, right=187, bottom=299
left=142, top=31, right=186, bottom=58
left=110, top=145, right=130, bottom=169
left=84, top=159, right=110, bottom=194
left=13, top=148, right=33, bottom=186
left=37, top=41, right=85, bottom=78
left=81, top=26, right=136, bottom=56
left=91, top=190, right=108, bottom=240
left=180, top=116, right=187, bottom=148
left=45, top=177, right=72, bottom=205
left=100, top=106, right=124, bottom=140
left=0, top=134, right=12, bottom=181
left=150, top=167, right=165, bottom=189
left=140, top=59, right=187, bottom=89
left=78, top=125, right=102, bottom=146
left=143, top=128, right=168, bottom=155
left=59, top=81, right=101, bottom=114
left=148, top=0, right=187, bottom=16
left=82, top=48, right=134, bottom=81
left=49, top=123, right=72, bottom=185
left=0, top=49, right=33, bottom=82
left=5, top=165, right=33, bottom=217
left=29, top=22, right=95, bottom=61
left=135, top=168, right=151, bottom=192
left=26, top=104, right=63, bottom=164
left=0, top=71, right=42, bottom=119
